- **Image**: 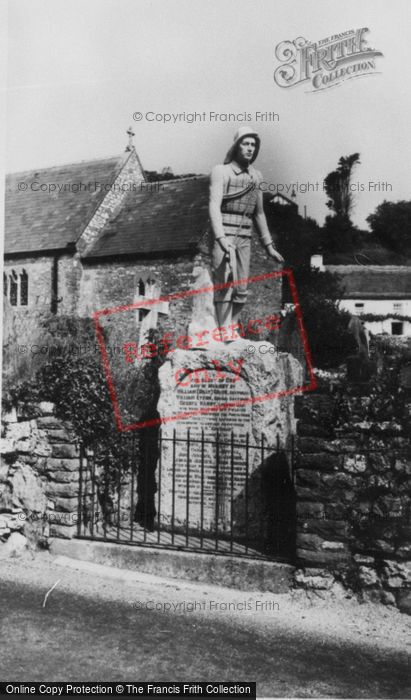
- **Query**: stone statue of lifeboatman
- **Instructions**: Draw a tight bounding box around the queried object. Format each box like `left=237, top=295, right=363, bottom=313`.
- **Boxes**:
left=209, top=127, right=284, bottom=333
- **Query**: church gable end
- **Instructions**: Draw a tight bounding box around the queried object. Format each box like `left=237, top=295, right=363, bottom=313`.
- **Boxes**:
left=76, top=143, right=145, bottom=257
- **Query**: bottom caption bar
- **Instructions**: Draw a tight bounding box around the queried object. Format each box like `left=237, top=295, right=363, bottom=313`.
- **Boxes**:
left=0, top=683, right=256, bottom=698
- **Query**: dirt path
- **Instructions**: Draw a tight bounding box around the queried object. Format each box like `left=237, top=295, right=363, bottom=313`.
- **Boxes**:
left=0, top=552, right=410, bottom=698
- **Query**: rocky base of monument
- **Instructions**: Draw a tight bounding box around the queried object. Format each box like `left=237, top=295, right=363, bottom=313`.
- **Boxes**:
left=157, top=340, right=303, bottom=543
left=158, top=339, right=302, bottom=440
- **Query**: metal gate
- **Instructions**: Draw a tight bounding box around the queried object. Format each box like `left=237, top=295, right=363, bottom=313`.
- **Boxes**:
left=76, top=429, right=296, bottom=561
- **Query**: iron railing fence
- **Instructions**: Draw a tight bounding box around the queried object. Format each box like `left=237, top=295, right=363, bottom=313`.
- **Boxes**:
left=77, top=429, right=297, bottom=561
left=77, top=431, right=411, bottom=562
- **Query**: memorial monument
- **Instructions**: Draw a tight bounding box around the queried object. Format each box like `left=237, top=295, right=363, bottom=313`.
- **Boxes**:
left=156, top=129, right=302, bottom=546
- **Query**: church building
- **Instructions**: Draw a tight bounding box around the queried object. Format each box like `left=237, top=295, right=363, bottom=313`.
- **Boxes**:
left=4, top=130, right=283, bottom=346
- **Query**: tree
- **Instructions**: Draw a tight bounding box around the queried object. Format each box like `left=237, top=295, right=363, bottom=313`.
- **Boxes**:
left=366, top=200, right=411, bottom=251
left=263, top=197, right=320, bottom=266
left=324, top=153, right=360, bottom=220
left=321, top=213, right=361, bottom=253
left=321, top=153, right=361, bottom=253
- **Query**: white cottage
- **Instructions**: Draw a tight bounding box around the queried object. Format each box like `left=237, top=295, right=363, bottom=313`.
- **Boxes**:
left=311, top=255, right=411, bottom=337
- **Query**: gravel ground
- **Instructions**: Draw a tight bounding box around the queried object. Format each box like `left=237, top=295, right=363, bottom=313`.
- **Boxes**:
left=0, top=550, right=410, bottom=697
left=1, top=550, right=409, bottom=653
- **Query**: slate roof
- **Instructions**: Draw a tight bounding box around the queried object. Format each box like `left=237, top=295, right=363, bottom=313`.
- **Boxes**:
left=4, top=155, right=127, bottom=255
left=84, top=176, right=210, bottom=259
left=326, top=265, right=411, bottom=299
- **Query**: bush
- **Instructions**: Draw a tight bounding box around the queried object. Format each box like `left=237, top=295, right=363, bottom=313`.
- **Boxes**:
left=264, top=199, right=320, bottom=266
left=3, top=317, right=164, bottom=489
left=297, top=297, right=356, bottom=369
left=281, top=265, right=357, bottom=369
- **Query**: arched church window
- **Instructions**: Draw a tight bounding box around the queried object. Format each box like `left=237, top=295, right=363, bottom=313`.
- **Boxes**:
left=138, top=279, right=145, bottom=296
left=20, top=270, right=28, bottom=306
left=10, top=271, right=18, bottom=306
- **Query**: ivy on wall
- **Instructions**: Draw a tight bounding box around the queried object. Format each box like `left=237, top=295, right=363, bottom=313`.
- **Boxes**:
left=3, top=317, right=165, bottom=484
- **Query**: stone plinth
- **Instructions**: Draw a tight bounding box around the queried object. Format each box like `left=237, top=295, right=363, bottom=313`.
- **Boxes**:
left=157, top=341, right=302, bottom=537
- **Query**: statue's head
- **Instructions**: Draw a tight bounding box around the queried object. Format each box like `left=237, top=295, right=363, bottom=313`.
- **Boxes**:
left=224, top=127, right=261, bottom=165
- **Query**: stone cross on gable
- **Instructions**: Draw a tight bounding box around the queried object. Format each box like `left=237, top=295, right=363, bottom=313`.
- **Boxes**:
left=125, top=126, right=135, bottom=152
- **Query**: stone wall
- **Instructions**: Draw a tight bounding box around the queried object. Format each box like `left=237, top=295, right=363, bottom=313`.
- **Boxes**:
left=3, top=256, right=53, bottom=312
left=0, top=401, right=81, bottom=547
left=294, top=370, right=411, bottom=613
left=58, top=254, right=83, bottom=315
left=3, top=253, right=82, bottom=326
left=3, top=257, right=54, bottom=359
left=79, top=254, right=198, bottom=328
left=79, top=235, right=282, bottom=321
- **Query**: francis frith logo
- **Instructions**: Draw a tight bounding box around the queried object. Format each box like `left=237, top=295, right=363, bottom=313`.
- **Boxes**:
left=274, top=28, right=383, bottom=92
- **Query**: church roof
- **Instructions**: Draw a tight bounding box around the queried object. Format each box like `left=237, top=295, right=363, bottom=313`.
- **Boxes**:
left=326, top=265, right=411, bottom=299
left=83, top=176, right=210, bottom=259
left=4, top=155, right=128, bottom=255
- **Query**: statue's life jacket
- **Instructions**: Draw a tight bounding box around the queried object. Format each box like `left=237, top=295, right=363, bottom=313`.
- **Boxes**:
left=220, top=165, right=259, bottom=234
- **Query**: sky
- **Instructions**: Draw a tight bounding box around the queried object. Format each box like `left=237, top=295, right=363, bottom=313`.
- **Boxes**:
left=3, top=0, right=411, bottom=229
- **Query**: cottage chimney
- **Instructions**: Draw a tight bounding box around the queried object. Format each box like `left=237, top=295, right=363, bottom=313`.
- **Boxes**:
left=310, top=253, right=324, bottom=271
